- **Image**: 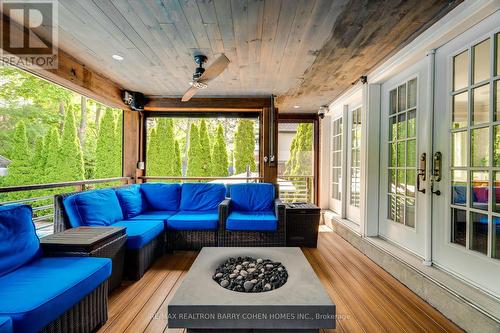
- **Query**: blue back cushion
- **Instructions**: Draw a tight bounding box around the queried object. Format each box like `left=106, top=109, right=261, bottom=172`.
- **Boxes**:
left=140, top=183, right=181, bottom=211
left=230, top=183, right=275, bottom=211
left=0, top=204, right=40, bottom=277
left=72, top=189, right=124, bottom=226
left=180, top=183, right=226, bottom=211
left=115, top=185, right=143, bottom=219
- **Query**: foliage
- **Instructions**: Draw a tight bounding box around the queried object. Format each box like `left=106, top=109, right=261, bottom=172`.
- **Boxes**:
left=2, top=122, right=32, bottom=189
left=43, top=127, right=62, bottom=183
left=211, top=124, right=229, bottom=176
left=59, top=109, right=85, bottom=181
left=187, top=123, right=203, bottom=176
left=95, top=109, right=121, bottom=179
left=198, top=119, right=212, bottom=176
left=285, top=123, right=313, bottom=176
left=173, top=140, right=182, bottom=177
left=234, top=120, right=256, bottom=174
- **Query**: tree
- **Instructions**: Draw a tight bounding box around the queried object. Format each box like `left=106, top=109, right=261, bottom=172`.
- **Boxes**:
left=234, top=120, right=256, bottom=174
left=187, top=123, right=203, bottom=176
left=173, top=140, right=182, bottom=177
left=43, top=127, right=62, bottom=183
left=32, top=136, right=47, bottom=182
left=211, top=123, right=229, bottom=176
left=146, top=118, right=175, bottom=176
left=2, top=122, right=33, bottom=199
left=95, top=109, right=121, bottom=178
left=199, top=119, right=212, bottom=176
left=59, top=109, right=85, bottom=181
left=285, top=123, right=313, bottom=176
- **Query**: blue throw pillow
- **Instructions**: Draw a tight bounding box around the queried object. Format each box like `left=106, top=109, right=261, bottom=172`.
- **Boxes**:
left=0, top=204, right=41, bottom=277
left=180, top=183, right=226, bottom=211
left=141, top=183, right=181, bottom=211
left=229, top=183, right=275, bottom=211
left=115, top=185, right=143, bottom=219
left=73, top=189, right=124, bottom=226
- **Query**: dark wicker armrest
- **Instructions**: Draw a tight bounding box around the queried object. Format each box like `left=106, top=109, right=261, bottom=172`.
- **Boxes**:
left=218, top=198, right=231, bottom=233
left=275, top=198, right=286, bottom=233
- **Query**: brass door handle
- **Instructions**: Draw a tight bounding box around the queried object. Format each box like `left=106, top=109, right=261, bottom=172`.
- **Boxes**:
left=417, top=153, right=426, bottom=194
left=431, top=152, right=442, bottom=195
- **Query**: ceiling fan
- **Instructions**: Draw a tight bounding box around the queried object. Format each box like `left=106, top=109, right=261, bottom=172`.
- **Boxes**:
left=181, top=54, right=230, bottom=102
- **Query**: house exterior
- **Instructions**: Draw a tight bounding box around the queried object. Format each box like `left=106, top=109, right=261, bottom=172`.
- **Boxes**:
left=319, top=2, right=500, bottom=331
left=0, top=155, right=11, bottom=177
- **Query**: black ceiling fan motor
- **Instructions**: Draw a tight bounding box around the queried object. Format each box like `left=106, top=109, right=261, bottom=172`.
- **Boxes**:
left=193, top=55, right=207, bottom=81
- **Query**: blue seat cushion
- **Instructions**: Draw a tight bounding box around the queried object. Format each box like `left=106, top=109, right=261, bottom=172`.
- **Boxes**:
left=0, top=257, right=111, bottom=333
left=140, top=183, right=181, bottom=211
left=180, top=183, right=226, bottom=211
left=0, top=316, right=12, bottom=333
left=130, top=210, right=177, bottom=221
left=167, top=210, right=218, bottom=230
left=65, top=189, right=124, bottom=226
left=226, top=211, right=277, bottom=231
left=229, top=183, right=275, bottom=211
left=0, top=204, right=41, bottom=277
left=112, top=220, right=164, bottom=250
left=115, top=185, right=144, bottom=219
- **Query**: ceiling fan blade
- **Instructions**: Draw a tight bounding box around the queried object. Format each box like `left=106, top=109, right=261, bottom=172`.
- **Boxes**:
left=198, top=54, right=230, bottom=82
left=181, top=85, right=199, bottom=102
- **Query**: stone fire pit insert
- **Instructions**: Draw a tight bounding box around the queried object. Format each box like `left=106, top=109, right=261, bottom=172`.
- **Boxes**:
left=168, top=247, right=335, bottom=333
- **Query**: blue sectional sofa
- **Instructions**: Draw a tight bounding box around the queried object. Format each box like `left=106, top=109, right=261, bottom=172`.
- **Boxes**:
left=219, top=183, right=286, bottom=247
left=0, top=204, right=111, bottom=333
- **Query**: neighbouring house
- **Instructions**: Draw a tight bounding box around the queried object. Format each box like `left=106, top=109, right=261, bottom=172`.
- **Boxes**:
left=0, top=155, right=11, bottom=177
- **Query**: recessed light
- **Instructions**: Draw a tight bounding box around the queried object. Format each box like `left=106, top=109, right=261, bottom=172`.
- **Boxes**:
left=112, top=54, right=124, bottom=61
left=293, top=105, right=300, bottom=109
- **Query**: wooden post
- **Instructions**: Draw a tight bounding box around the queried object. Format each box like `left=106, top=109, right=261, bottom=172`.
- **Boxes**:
left=262, top=106, right=278, bottom=183
left=122, top=109, right=140, bottom=182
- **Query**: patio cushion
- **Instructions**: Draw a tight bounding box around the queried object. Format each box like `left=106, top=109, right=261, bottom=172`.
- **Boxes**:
left=115, top=185, right=144, bottom=219
left=180, top=183, right=226, bottom=211
left=0, top=317, right=12, bottom=333
left=229, top=183, right=275, bottom=211
left=0, top=257, right=111, bottom=333
left=112, top=220, right=164, bottom=249
left=167, top=210, right=219, bottom=230
left=452, top=185, right=467, bottom=205
left=67, top=189, right=124, bottom=226
left=0, top=204, right=41, bottom=278
left=141, top=183, right=181, bottom=211
left=130, top=210, right=177, bottom=221
left=226, top=211, right=277, bottom=231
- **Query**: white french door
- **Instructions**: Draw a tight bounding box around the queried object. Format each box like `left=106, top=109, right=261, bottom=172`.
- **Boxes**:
left=378, top=60, right=430, bottom=257
left=432, top=12, right=500, bottom=296
left=346, top=107, right=361, bottom=223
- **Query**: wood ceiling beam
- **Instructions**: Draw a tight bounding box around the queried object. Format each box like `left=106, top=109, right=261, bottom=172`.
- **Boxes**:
left=144, top=97, right=271, bottom=112
left=0, top=13, right=126, bottom=109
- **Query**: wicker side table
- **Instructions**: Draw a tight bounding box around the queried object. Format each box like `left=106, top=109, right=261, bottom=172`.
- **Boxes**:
left=40, top=226, right=127, bottom=293
left=285, top=203, right=320, bottom=248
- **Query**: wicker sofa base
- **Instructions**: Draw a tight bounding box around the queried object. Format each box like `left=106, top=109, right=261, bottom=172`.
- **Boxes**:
left=40, top=281, right=108, bottom=333
left=125, top=233, right=165, bottom=280
left=167, top=230, right=217, bottom=251
left=220, top=231, right=286, bottom=247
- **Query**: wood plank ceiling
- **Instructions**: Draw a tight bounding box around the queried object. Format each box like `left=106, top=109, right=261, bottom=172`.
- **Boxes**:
left=42, top=0, right=459, bottom=112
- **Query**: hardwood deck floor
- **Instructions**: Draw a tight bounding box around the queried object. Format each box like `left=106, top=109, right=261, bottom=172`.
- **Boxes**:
left=98, top=231, right=464, bottom=333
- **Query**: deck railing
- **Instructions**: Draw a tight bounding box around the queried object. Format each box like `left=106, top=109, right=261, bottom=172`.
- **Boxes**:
left=0, top=177, right=131, bottom=237
left=277, top=175, right=314, bottom=203
left=139, top=176, right=263, bottom=183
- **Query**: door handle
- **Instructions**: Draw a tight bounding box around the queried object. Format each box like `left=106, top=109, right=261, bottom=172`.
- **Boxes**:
left=431, top=151, right=442, bottom=195
left=417, top=153, right=426, bottom=194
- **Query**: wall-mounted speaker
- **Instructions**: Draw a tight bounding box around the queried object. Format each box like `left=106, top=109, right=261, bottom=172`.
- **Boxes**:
left=122, top=91, right=145, bottom=111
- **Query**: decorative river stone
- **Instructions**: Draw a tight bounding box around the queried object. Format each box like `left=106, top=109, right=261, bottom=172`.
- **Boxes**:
left=213, top=257, right=288, bottom=293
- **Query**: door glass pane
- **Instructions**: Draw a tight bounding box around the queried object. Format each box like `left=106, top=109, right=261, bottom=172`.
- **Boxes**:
left=396, top=196, right=405, bottom=223
left=495, top=81, right=500, bottom=122
left=452, top=91, right=468, bottom=129
left=452, top=131, right=467, bottom=167
left=451, top=170, right=467, bottom=206
left=494, top=125, right=500, bottom=167
left=408, top=78, right=417, bottom=108
left=407, top=110, right=416, bottom=138
left=406, top=169, right=415, bottom=197
left=497, top=34, right=500, bottom=76
left=407, top=139, right=416, bottom=167
left=494, top=216, right=500, bottom=259
left=405, top=198, right=415, bottom=227
left=451, top=208, right=466, bottom=247
left=350, top=108, right=361, bottom=207
left=453, top=50, right=468, bottom=91
left=389, top=116, right=397, bottom=141
left=472, top=84, right=490, bottom=125
left=397, top=113, right=406, bottom=139
left=470, top=212, right=488, bottom=255
left=390, top=89, right=397, bottom=115
left=389, top=143, right=397, bottom=167
left=397, top=169, right=406, bottom=195
left=388, top=195, right=396, bottom=221
left=388, top=169, right=396, bottom=193
left=397, top=141, right=405, bottom=167
left=398, top=84, right=406, bottom=112
left=473, top=39, right=490, bottom=84
left=471, top=127, right=489, bottom=167
left=471, top=171, right=489, bottom=211
left=494, top=171, right=500, bottom=213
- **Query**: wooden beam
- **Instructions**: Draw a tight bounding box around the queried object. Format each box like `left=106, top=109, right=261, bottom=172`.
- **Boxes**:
left=0, top=13, right=126, bottom=109
left=122, top=110, right=140, bottom=179
left=278, top=113, right=319, bottom=121
left=144, top=97, right=271, bottom=111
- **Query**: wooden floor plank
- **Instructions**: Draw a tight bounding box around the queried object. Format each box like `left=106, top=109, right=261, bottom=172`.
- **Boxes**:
left=97, top=231, right=463, bottom=333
